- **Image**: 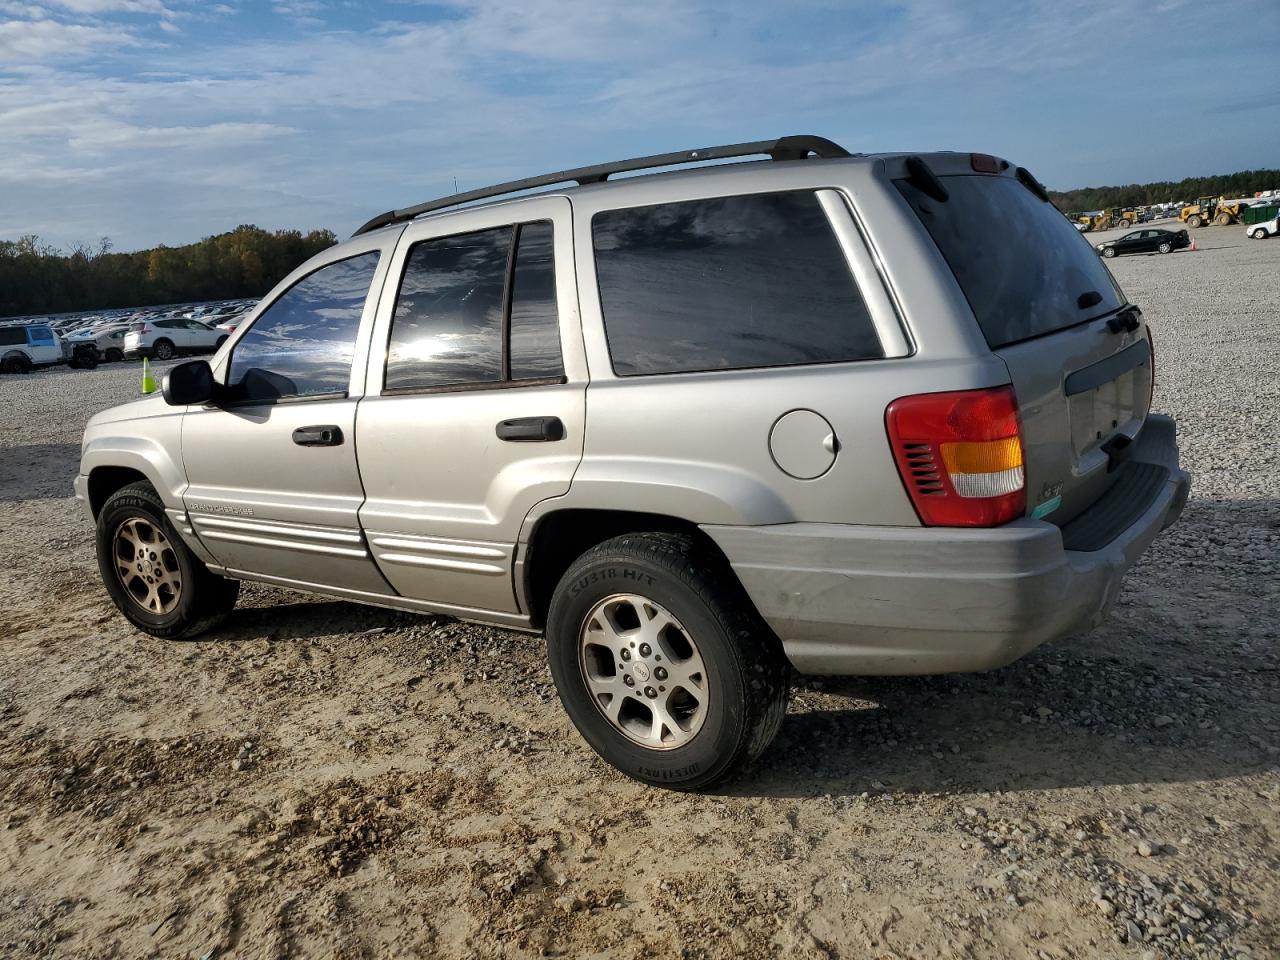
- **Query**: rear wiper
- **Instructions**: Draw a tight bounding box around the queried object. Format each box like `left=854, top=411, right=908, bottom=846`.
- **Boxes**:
left=905, top=156, right=949, bottom=203
left=1076, top=290, right=1103, bottom=310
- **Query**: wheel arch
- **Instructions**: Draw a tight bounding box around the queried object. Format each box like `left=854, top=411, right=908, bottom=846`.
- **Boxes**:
left=87, top=465, right=151, bottom=518
left=518, top=508, right=746, bottom=630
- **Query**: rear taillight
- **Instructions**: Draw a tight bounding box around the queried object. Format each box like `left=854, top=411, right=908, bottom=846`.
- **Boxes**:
left=885, top=386, right=1026, bottom=527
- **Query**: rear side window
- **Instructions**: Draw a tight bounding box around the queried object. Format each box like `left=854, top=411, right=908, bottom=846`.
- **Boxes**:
left=0, top=328, right=24, bottom=346
left=385, top=221, right=563, bottom=392
left=228, top=251, right=379, bottom=402
left=895, top=174, right=1125, bottom=348
left=508, top=222, right=562, bottom=380
left=592, top=191, right=882, bottom=376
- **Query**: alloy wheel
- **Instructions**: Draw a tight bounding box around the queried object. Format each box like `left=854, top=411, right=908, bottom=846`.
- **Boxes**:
left=112, top=517, right=182, bottom=615
left=578, top=594, right=708, bottom=750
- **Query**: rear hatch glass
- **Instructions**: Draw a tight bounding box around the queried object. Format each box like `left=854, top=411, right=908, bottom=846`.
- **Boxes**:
left=895, top=168, right=1151, bottom=528
left=895, top=174, right=1125, bottom=347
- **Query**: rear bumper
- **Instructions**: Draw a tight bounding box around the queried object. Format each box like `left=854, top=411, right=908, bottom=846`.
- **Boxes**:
left=702, top=415, right=1188, bottom=676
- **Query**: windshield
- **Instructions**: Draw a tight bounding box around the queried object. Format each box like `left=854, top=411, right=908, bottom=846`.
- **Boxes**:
left=895, top=174, right=1125, bottom=348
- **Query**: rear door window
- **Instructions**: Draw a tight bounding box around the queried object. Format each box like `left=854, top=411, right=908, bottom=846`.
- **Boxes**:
left=592, top=190, right=883, bottom=376
left=27, top=325, right=54, bottom=343
left=385, top=221, right=563, bottom=391
left=895, top=174, right=1125, bottom=348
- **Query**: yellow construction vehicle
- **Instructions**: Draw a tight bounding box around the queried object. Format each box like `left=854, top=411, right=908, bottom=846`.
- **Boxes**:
left=1075, top=210, right=1114, bottom=232
left=1112, top=207, right=1141, bottom=228
left=1179, top=196, right=1251, bottom=228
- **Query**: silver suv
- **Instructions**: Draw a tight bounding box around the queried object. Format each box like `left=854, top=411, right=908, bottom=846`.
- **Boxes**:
left=77, top=136, right=1189, bottom=789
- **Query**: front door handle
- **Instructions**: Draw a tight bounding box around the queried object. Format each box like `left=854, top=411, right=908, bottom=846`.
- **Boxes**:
left=495, top=416, right=564, bottom=442
left=292, top=424, right=344, bottom=446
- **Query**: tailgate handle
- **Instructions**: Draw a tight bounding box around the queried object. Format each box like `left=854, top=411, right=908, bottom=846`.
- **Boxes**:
left=496, top=416, right=564, bottom=442
left=1064, top=340, right=1151, bottom=396
left=292, top=425, right=344, bottom=446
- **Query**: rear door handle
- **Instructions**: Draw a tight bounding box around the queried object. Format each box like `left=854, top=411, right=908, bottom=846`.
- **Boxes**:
left=292, top=424, right=344, bottom=446
left=495, top=416, right=564, bottom=442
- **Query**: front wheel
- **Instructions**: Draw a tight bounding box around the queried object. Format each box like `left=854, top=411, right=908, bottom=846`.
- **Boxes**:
left=1186, top=214, right=1202, bottom=228
left=152, top=339, right=175, bottom=361
left=546, top=532, right=789, bottom=790
left=1158, top=242, right=1172, bottom=254
left=1102, top=246, right=1117, bottom=258
left=105, top=348, right=124, bottom=362
left=1251, top=229, right=1266, bottom=240
left=96, top=481, right=239, bottom=639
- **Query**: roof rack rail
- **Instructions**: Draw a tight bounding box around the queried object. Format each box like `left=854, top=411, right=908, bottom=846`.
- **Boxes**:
left=352, top=134, right=851, bottom=236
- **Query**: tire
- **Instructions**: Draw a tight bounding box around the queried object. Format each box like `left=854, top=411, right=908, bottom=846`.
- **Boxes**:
left=1213, top=213, right=1230, bottom=227
left=152, top=339, right=175, bottom=361
left=95, top=481, right=239, bottom=639
left=1116, top=219, right=1130, bottom=228
left=1251, top=229, right=1266, bottom=240
left=546, top=532, right=789, bottom=791
left=1, top=353, right=32, bottom=375
left=215, top=335, right=228, bottom=350
left=1158, top=242, right=1172, bottom=254
left=105, top=348, right=124, bottom=362
left=1102, top=246, right=1117, bottom=258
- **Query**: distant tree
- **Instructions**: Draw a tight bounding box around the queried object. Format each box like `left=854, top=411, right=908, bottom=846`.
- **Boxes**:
left=0, top=225, right=337, bottom=317
left=1049, top=169, right=1280, bottom=211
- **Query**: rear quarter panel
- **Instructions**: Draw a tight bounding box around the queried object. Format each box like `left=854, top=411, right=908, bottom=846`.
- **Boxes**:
left=567, top=160, right=1010, bottom=527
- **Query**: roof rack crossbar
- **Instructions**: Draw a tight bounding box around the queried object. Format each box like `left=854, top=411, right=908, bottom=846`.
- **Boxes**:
left=352, top=134, right=851, bottom=236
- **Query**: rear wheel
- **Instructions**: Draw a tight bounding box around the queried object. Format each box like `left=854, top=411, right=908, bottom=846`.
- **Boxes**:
left=546, top=532, right=789, bottom=791
left=1158, top=242, right=1172, bottom=254
left=1213, top=212, right=1231, bottom=226
left=96, top=481, right=239, bottom=639
left=1102, top=246, right=1117, bottom=258
left=1186, top=214, right=1203, bottom=228
left=1, top=353, right=32, bottom=375
left=1116, top=218, right=1130, bottom=228
left=152, top=339, right=175, bottom=361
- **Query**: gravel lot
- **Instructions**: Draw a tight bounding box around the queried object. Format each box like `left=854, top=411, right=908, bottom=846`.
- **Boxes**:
left=1, top=225, right=1277, bottom=959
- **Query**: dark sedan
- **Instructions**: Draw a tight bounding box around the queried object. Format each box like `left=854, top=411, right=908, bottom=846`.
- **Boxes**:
left=1095, top=228, right=1190, bottom=258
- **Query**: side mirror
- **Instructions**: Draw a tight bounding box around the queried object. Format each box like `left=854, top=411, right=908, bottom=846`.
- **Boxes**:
left=162, top=359, right=215, bottom=406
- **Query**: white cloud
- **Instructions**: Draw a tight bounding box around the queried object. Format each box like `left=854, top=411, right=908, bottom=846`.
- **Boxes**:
left=0, top=17, right=142, bottom=60
left=1, top=0, right=1277, bottom=250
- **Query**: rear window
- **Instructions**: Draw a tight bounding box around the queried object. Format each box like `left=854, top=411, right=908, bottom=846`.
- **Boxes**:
left=895, top=174, right=1125, bottom=348
left=592, top=190, right=882, bottom=376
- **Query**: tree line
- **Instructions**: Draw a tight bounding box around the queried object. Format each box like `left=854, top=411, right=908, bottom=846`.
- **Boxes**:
left=0, top=225, right=337, bottom=318
left=1048, top=169, right=1280, bottom=212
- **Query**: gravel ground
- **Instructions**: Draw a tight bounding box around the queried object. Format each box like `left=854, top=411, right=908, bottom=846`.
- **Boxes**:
left=1, top=225, right=1277, bottom=959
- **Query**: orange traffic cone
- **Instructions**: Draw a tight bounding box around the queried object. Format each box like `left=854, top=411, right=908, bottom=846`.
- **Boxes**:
left=1189, top=238, right=1197, bottom=252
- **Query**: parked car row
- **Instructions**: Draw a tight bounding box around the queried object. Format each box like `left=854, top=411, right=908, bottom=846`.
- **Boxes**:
left=0, top=298, right=255, bottom=373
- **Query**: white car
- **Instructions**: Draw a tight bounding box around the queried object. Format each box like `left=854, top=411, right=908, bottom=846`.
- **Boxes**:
left=0, top=323, right=68, bottom=374
left=65, top=324, right=131, bottom=362
left=1246, top=213, right=1279, bottom=240
left=124, top=316, right=228, bottom=361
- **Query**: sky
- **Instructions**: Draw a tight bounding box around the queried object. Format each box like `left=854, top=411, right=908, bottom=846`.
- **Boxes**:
left=1, top=0, right=1278, bottom=252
